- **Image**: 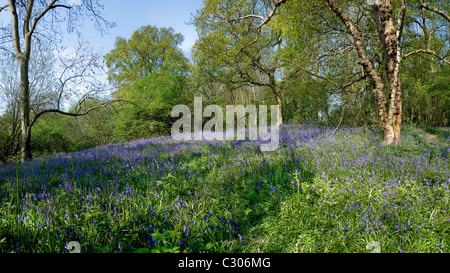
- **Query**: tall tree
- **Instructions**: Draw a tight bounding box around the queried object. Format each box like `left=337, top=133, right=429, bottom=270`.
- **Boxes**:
left=400, top=0, right=450, bottom=126
left=105, top=25, right=189, bottom=98
left=193, top=0, right=292, bottom=125
left=324, top=0, right=450, bottom=144
left=0, top=39, right=57, bottom=161
left=321, top=0, right=405, bottom=144
left=1, top=0, right=114, bottom=162
left=275, top=1, right=372, bottom=126
left=263, top=0, right=449, bottom=144
left=105, top=25, right=190, bottom=140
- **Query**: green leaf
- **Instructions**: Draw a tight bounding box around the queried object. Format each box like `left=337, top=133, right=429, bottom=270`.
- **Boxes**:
left=151, top=232, right=166, bottom=241
left=134, top=248, right=151, bottom=253
left=220, top=240, right=229, bottom=249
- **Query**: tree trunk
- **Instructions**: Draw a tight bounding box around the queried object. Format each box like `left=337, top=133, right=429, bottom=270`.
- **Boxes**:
left=327, top=0, right=402, bottom=145
left=19, top=58, right=32, bottom=162
left=10, top=0, right=34, bottom=162
left=268, top=70, right=284, bottom=125
left=393, top=78, right=402, bottom=143
left=373, top=1, right=402, bottom=145
left=276, top=94, right=283, bottom=125
left=269, top=86, right=283, bottom=125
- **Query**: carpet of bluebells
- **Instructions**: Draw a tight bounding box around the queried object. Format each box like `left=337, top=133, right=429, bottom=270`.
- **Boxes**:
left=0, top=124, right=449, bottom=253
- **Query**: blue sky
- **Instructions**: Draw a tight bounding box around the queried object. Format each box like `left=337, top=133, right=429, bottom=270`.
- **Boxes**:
left=0, top=1, right=205, bottom=112
left=73, top=0, right=205, bottom=57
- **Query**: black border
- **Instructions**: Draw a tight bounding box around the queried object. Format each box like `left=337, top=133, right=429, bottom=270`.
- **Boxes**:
left=0, top=253, right=446, bottom=272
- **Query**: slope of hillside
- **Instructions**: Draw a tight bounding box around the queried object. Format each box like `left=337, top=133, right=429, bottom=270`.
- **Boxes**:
left=0, top=124, right=449, bottom=253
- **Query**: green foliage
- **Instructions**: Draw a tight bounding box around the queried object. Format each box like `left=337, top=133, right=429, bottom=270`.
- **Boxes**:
left=426, top=66, right=450, bottom=125
left=192, top=0, right=299, bottom=125
left=31, top=115, right=73, bottom=155
left=105, top=25, right=189, bottom=96
left=148, top=230, right=182, bottom=253
left=105, top=25, right=190, bottom=142
left=65, top=100, right=118, bottom=151
left=114, top=70, right=188, bottom=142
left=0, top=116, right=10, bottom=162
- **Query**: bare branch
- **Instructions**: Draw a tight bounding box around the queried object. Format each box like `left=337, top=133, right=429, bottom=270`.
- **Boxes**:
left=330, top=101, right=346, bottom=139
left=341, top=75, right=368, bottom=90
left=23, top=0, right=35, bottom=35
left=0, top=4, right=8, bottom=13
left=401, top=49, right=450, bottom=65
left=9, top=0, right=23, bottom=55
left=326, top=0, right=383, bottom=88
left=29, top=100, right=130, bottom=131
left=418, top=0, right=450, bottom=23
left=228, top=14, right=266, bottom=23
left=29, top=0, right=72, bottom=35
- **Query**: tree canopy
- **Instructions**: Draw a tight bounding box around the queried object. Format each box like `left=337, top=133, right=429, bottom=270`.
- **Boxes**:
left=105, top=25, right=190, bottom=141
left=105, top=25, right=189, bottom=97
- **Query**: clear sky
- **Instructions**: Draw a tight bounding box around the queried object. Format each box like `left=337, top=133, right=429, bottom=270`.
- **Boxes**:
left=0, top=1, right=205, bottom=113
left=72, top=0, right=205, bottom=57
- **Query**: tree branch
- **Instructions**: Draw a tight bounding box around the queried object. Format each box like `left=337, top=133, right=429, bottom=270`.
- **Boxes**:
left=0, top=4, right=8, bottom=13
left=9, top=0, right=23, bottom=55
left=24, top=0, right=35, bottom=36
left=29, top=0, right=72, bottom=35
left=396, top=0, right=407, bottom=42
left=401, top=49, right=450, bottom=65
left=418, top=0, right=450, bottom=23
left=29, top=100, right=130, bottom=131
left=299, top=66, right=340, bottom=87
left=227, top=14, right=266, bottom=23
left=234, top=0, right=287, bottom=56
